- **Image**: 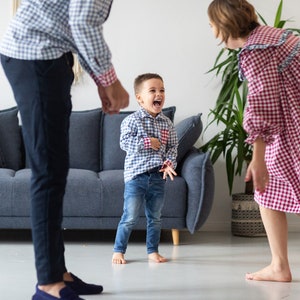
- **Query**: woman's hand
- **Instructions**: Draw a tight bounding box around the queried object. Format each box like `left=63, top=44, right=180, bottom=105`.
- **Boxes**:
left=245, top=159, right=269, bottom=194
left=245, top=137, right=269, bottom=194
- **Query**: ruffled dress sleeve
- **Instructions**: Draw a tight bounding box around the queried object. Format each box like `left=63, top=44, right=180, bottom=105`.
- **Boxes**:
left=240, top=48, right=284, bottom=145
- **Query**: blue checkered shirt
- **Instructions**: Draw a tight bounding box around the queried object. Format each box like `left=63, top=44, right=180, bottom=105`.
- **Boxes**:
left=121, top=108, right=178, bottom=183
left=0, top=0, right=116, bottom=87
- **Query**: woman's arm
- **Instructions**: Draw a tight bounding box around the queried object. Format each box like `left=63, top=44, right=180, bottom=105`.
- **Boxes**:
left=245, top=137, right=269, bottom=193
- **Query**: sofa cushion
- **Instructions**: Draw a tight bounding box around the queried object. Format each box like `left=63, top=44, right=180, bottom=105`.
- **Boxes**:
left=11, top=169, right=31, bottom=216
left=0, top=169, right=15, bottom=216
left=98, top=170, right=125, bottom=215
left=100, top=106, right=176, bottom=170
left=163, top=176, right=187, bottom=217
left=160, top=106, right=176, bottom=122
left=181, top=149, right=214, bottom=233
left=0, top=107, right=23, bottom=170
left=99, top=169, right=187, bottom=217
left=63, top=169, right=102, bottom=216
left=175, top=113, right=202, bottom=162
left=69, top=108, right=102, bottom=172
left=9, top=168, right=104, bottom=217
left=0, top=147, right=5, bottom=168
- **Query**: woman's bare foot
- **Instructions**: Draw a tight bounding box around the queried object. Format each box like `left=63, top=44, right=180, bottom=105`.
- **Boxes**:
left=245, top=264, right=292, bottom=282
left=112, top=252, right=127, bottom=264
left=148, top=252, right=167, bottom=263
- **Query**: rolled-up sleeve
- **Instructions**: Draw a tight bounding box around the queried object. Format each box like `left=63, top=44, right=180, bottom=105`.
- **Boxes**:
left=69, top=0, right=117, bottom=86
left=241, top=49, right=284, bottom=145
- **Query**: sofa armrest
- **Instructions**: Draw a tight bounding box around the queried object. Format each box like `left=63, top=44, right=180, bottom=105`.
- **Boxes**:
left=179, top=148, right=215, bottom=233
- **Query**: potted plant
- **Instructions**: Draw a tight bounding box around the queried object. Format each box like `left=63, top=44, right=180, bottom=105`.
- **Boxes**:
left=201, top=0, right=300, bottom=236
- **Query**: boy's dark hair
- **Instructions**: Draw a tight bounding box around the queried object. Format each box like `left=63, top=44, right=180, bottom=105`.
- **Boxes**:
left=134, top=73, right=163, bottom=93
left=208, top=0, right=259, bottom=43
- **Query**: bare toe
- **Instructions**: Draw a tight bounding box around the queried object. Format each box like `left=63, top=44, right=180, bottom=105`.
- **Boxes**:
left=148, top=253, right=167, bottom=263
left=112, top=253, right=127, bottom=264
left=245, top=265, right=292, bottom=282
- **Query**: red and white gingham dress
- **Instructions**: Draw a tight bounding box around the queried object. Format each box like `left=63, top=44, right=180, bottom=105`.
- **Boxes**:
left=239, top=26, right=300, bottom=213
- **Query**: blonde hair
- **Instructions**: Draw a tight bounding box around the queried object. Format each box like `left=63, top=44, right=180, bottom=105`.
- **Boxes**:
left=208, top=0, right=259, bottom=43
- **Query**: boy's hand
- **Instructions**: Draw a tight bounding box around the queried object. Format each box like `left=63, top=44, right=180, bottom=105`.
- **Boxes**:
left=150, top=138, right=161, bottom=150
left=160, top=165, right=177, bottom=181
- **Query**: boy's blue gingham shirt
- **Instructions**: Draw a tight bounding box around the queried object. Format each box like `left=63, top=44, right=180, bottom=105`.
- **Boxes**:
left=0, top=0, right=116, bottom=87
left=121, top=108, right=178, bottom=183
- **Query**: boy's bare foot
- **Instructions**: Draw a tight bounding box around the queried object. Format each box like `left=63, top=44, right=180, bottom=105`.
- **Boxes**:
left=112, top=252, right=126, bottom=264
left=245, top=264, right=292, bottom=282
left=148, top=252, right=167, bottom=263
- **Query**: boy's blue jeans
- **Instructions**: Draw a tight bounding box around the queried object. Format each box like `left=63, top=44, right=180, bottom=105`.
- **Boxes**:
left=113, top=170, right=166, bottom=254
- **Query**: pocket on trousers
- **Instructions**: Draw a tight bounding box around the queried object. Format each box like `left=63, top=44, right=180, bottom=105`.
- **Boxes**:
left=0, top=54, right=12, bottom=65
left=34, top=59, right=58, bottom=77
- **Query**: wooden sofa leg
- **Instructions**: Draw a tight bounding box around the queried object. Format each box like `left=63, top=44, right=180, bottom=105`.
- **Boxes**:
left=171, top=229, right=179, bottom=245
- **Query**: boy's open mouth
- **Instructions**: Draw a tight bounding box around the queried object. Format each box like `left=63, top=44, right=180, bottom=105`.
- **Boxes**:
left=153, top=99, right=162, bottom=107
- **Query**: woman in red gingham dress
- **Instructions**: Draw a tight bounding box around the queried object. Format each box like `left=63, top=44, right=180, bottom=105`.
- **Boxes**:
left=208, top=0, right=300, bottom=282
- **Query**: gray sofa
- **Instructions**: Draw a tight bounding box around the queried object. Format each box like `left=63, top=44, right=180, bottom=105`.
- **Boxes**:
left=0, top=106, right=214, bottom=244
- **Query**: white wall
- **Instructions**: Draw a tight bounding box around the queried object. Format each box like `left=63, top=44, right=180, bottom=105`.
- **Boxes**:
left=1, top=0, right=300, bottom=232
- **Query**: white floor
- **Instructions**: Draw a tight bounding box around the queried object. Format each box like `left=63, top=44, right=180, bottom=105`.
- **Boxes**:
left=0, top=230, right=300, bottom=300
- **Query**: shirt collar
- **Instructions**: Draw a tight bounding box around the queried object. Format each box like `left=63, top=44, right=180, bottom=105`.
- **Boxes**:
left=139, top=108, right=164, bottom=120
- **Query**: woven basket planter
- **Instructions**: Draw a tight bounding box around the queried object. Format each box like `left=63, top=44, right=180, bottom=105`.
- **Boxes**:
left=231, top=193, right=266, bottom=237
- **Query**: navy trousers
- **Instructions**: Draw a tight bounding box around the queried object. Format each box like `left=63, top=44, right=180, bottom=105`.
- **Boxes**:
left=1, top=52, right=74, bottom=284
